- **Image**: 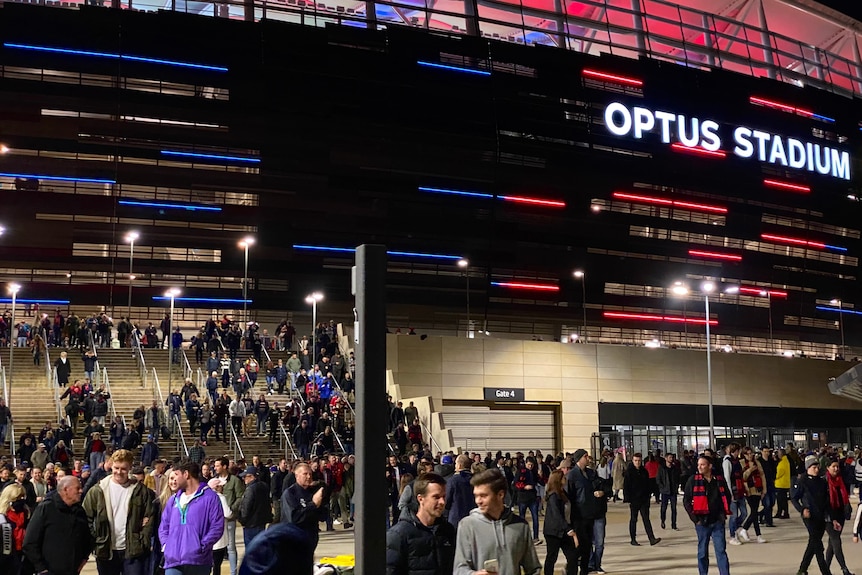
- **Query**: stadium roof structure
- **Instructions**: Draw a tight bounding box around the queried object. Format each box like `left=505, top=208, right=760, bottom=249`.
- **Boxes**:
left=2, top=0, right=862, bottom=99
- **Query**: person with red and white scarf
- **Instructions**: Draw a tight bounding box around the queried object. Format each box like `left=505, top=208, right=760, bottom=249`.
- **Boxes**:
left=824, top=460, right=854, bottom=575
left=683, top=455, right=731, bottom=575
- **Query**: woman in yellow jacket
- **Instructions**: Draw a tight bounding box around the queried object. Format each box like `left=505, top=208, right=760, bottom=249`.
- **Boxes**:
left=774, top=449, right=791, bottom=519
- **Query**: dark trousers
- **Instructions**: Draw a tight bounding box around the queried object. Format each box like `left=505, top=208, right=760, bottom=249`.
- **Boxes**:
left=825, top=519, right=849, bottom=573
left=741, top=495, right=762, bottom=536
left=629, top=501, right=656, bottom=542
left=759, top=488, right=775, bottom=525
left=212, top=547, right=227, bottom=575
left=214, top=417, right=227, bottom=441
left=775, top=488, right=790, bottom=518
left=543, top=534, right=578, bottom=575
left=660, top=493, right=677, bottom=527
left=95, top=550, right=149, bottom=575
left=800, top=517, right=830, bottom=575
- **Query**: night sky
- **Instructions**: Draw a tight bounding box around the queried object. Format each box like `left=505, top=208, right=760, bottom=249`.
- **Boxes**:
left=815, top=0, right=862, bottom=22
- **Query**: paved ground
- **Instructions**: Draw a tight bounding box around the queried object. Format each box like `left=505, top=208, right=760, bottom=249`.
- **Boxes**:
left=80, top=496, right=862, bottom=574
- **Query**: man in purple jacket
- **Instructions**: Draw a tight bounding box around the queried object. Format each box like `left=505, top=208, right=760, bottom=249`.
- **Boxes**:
left=159, top=460, right=225, bottom=575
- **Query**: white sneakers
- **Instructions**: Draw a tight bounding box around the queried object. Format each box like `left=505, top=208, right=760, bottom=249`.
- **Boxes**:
left=756, top=535, right=767, bottom=543
left=737, top=528, right=751, bottom=542
left=728, top=537, right=741, bottom=545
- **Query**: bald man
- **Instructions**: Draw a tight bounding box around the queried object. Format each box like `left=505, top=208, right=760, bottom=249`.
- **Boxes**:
left=23, top=475, right=93, bottom=575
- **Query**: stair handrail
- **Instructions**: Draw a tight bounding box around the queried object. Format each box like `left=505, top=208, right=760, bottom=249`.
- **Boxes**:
left=196, top=367, right=204, bottom=390
left=152, top=367, right=165, bottom=407
left=279, top=421, right=298, bottom=461
left=88, top=331, right=100, bottom=388
left=330, top=426, right=346, bottom=454
left=329, top=377, right=356, bottom=418
left=1, top=366, right=15, bottom=466
left=229, top=419, right=245, bottom=461
left=43, top=344, right=52, bottom=389
left=101, top=366, right=118, bottom=424
left=418, top=418, right=442, bottom=455
left=181, top=350, right=193, bottom=383
left=132, top=331, right=148, bottom=388
left=174, top=413, right=189, bottom=457
left=52, top=367, right=63, bottom=424
left=262, top=345, right=272, bottom=366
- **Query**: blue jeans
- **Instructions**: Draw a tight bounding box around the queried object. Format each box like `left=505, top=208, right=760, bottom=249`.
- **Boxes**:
left=243, top=525, right=265, bottom=547
left=589, top=516, right=607, bottom=571
left=696, top=521, right=730, bottom=575
left=226, top=520, right=238, bottom=575
left=518, top=498, right=540, bottom=540
left=728, top=498, right=746, bottom=537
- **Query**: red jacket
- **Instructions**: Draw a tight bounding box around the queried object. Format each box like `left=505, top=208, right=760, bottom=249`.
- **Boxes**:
left=645, top=460, right=660, bottom=479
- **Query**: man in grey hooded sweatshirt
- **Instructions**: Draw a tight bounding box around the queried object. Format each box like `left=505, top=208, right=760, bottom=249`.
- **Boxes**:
left=454, top=468, right=541, bottom=575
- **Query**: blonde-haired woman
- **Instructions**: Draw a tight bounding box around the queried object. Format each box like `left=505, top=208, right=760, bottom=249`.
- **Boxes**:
left=151, top=469, right=180, bottom=575
left=0, top=483, right=28, bottom=575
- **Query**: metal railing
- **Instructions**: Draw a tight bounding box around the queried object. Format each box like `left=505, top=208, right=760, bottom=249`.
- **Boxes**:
left=181, top=350, right=193, bottom=383
left=229, top=419, right=245, bottom=461
left=152, top=367, right=165, bottom=407
left=100, top=366, right=119, bottom=424
left=87, top=331, right=101, bottom=388
left=419, top=418, right=442, bottom=455
left=132, top=331, right=148, bottom=388
left=1, top=366, right=16, bottom=466
left=52, top=367, right=63, bottom=424
left=44, top=344, right=52, bottom=388
left=196, top=367, right=204, bottom=390
left=174, top=413, right=189, bottom=457
left=279, top=421, right=298, bottom=460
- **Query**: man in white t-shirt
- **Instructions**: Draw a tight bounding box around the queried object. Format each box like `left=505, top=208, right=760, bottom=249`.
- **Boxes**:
left=83, top=448, right=158, bottom=574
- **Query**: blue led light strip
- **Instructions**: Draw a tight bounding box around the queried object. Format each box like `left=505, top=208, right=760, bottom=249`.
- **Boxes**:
left=816, top=305, right=862, bottom=316
left=0, top=298, right=70, bottom=305
left=0, top=172, right=115, bottom=184
left=825, top=244, right=848, bottom=252
left=152, top=297, right=252, bottom=304
left=293, top=244, right=462, bottom=260
left=3, top=42, right=228, bottom=72
left=118, top=200, right=222, bottom=212
left=810, top=113, right=835, bottom=123
left=417, top=61, right=491, bottom=76
left=160, top=150, right=261, bottom=163
left=418, top=186, right=494, bottom=199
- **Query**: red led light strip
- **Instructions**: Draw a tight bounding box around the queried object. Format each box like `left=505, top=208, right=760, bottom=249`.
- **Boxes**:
left=761, top=233, right=826, bottom=250
left=604, top=311, right=717, bottom=326
left=670, top=143, right=727, bottom=158
left=750, top=96, right=814, bottom=117
left=737, top=287, right=788, bottom=298
left=688, top=250, right=742, bottom=262
left=499, top=195, right=566, bottom=208
left=763, top=179, right=811, bottom=193
left=492, top=281, right=560, bottom=291
left=581, top=68, right=643, bottom=87
left=613, top=192, right=727, bottom=214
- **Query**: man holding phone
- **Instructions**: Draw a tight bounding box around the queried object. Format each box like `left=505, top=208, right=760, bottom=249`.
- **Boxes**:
left=386, top=473, right=456, bottom=575
left=454, top=468, right=541, bottom=575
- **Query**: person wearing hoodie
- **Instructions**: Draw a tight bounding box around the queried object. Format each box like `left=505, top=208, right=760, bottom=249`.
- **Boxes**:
left=453, top=468, right=541, bottom=575
left=158, top=460, right=225, bottom=575
left=774, top=449, right=792, bottom=519
left=791, top=455, right=831, bottom=575
left=386, top=473, right=456, bottom=575
left=435, top=454, right=455, bottom=480
left=82, top=449, right=158, bottom=573
left=23, top=475, right=93, bottom=575
left=446, top=454, right=476, bottom=529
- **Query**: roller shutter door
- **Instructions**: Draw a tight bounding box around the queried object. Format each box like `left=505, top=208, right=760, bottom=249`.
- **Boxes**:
left=441, top=405, right=556, bottom=453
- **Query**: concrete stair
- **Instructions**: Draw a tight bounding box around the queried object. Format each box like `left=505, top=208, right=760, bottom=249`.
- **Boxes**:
left=0, top=347, right=59, bottom=457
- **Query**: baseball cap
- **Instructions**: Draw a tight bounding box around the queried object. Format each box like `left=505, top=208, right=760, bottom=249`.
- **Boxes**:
left=441, top=455, right=454, bottom=465
left=239, top=465, right=258, bottom=478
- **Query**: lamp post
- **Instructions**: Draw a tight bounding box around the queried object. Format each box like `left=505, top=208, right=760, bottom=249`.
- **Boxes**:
left=672, top=281, right=716, bottom=450
left=125, top=231, right=139, bottom=319
left=239, top=237, right=255, bottom=325
left=574, top=270, right=586, bottom=341
left=831, top=299, right=845, bottom=358
left=458, top=259, right=470, bottom=337
left=8, top=283, right=20, bottom=390
left=166, top=288, right=180, bottom=389
left=306, top=292, right=323, bottom=361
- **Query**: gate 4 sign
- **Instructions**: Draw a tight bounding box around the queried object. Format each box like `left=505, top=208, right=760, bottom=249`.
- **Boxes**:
left=484, top=387, right=525, bottom=401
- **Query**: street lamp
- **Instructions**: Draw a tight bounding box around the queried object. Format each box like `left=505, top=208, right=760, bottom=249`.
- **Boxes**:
left=457, top=259, right=470, bottom=337
left=305, top=292, right=323, bottom=361
left=239, top=237, right=255, bottom=325
left=574, top=270, right=586, bottom=341
left=0, top=225, right=5, bottom=236
left=8, top=283, right=20, bottom=390
left=831, top=299, right=845, bottom=358
left=125, top=231, right=139, bottom=319
left=165, top=288, right=181, bottom=389
left=671, top=281, right=716, bottom=450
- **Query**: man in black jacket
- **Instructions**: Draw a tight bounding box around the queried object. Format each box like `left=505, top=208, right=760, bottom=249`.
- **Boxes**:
left=657, top=453, right=682, bottom=530
left=23, top=475, right=93, bottom=575
left=386, top=473, right=456, bottom=575
left=281, top=462, right=325, bottom=551
left=757, top=447, right=777, bottom=528
left=271, top=458, right=292, bottom=523
left=791, top=456, right=831, bottom=575
left=566, top=448, right=601, bottom=575
left=624, top=453, right=661, bottom=546
left=239, top=465, right=272, bottom=548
